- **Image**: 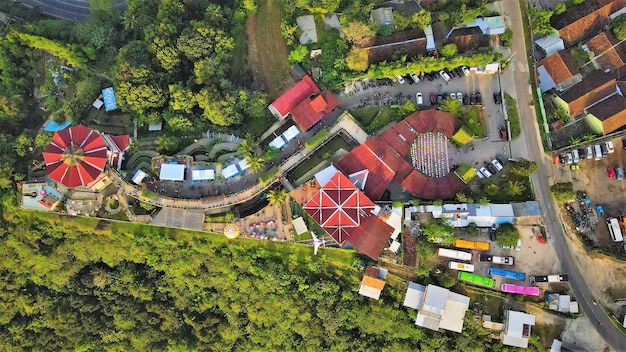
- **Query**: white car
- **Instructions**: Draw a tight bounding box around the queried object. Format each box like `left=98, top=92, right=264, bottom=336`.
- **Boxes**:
left=396, top=75, right=405, bottom=84
left=457, top=92, right=463, bottom=102
left=566, top=153, right=573, bottom=164
left=439, top=70, right=451, bottom=82
left=480, top=166, right=492, bottom=178
left=416, top=92, right=423, bottom=105
left=474, top=168, right=484, bottom=178
left=449, top=92, right=456, bottom=100
left=491, top=159, right=504, bottom=171
left=410, top=73, right=421, bottom=83
left=462, top=66, right=470, bottom=76
left=606, top=141, right=615, bottom=153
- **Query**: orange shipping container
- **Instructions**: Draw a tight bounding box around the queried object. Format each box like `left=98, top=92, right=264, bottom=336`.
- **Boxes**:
left=454, top=239, right=490, bottom=251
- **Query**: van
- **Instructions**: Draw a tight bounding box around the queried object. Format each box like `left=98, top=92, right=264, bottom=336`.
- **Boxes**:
left=617, top=167, right=624, bottom=180
left=594, top=144, right=603, bottom=160
left=586, top=146, right=593, bottom=159
left=572, top=149, right=580, bottom=164
left=416, top=92, right=423, bottom=105
left=439, top=70, right=451, bottom=82
left=606, top=141, right=615, bottom=153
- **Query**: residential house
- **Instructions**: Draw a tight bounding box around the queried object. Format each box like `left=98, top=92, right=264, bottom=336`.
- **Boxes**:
left=582, top=32, right=626, bottom=71
left=554, top=69, right=616, bottom=117
left=358, top=266, right=388, bottom=299
left=546, top=293, right=580, bottom=313
left=296, top=15, right=317, bottom=44
left=535, top=33, right=565, bottom=56
left=268, top=75, right=339, bottom=131
left=501, top=310, right=536, bottom=349
left=550, top=0, right=625, bottom=47
left=403, top=283, right=471, bottom=333
left=585, top=91, right=626, bottom=134
left=371, top=7, right=393, bottom=26
left=537, top=50, right=582, bottom=92
left=446, top=16, right=506, bottom=52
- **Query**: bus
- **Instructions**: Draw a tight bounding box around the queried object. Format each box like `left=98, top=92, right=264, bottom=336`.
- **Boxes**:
left=500, top=284, right=540, bottom=296
left=529, top=275, right=568, bottom=284
left=448, top=261, right=475, bottom=272
left=458, top=272, right=495, bottom=287
left=437, top=248, right=472, bottom=261
left=454, top=239, right=490, bottom=251
left=607, top=218, right=624, bottom=242
left=487, top=267, right=525, bottom=281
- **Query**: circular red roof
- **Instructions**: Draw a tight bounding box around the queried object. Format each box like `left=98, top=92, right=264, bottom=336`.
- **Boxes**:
left=42, top=125, right=108, bottom=188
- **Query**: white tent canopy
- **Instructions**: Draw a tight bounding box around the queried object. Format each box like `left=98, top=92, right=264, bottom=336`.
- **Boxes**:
left=238, top=158, right=250, bottom=172
left=160, top=163, right=186, bottom=181
left=131, top=169, right=148, bottom=184
left=192, top=168, right=215, bottom=181
left=222, top=164, right=240, bottom=179
left=282, top=125, right=300, bottom=142
left=269, top=136, right=286, bottom=149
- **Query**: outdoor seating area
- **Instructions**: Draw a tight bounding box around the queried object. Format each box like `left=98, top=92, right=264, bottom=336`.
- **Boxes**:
left=411, top=131, right=450, bottom=178
left=246, top=220, right=279, bottom=239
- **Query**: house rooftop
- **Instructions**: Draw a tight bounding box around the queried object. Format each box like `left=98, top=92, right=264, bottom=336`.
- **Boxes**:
left=584, top=32, right=626, bottom=70
left=586, top=92, right=626, bottom=119
left=503, top=310, right=536, bottom=349
left=557, top=69, right=615, bottom=102
left=537, top=50, right=580, bottom=84
left=550, top=0, right=610, bottom=30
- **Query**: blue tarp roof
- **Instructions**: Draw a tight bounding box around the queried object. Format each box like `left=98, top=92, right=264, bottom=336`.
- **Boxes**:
left=102, top=87, right=118, bottom=112
left=43, top=119, right=72, bottom=132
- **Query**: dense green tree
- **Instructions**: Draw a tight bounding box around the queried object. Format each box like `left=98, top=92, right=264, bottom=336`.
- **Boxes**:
left=485, top=184, right=499, bottom=196
left=342, top=21, right=374, bottom=46
left=456, top=192, right=467, bottom=203
left=412, top=10, right=432, bottom=29
left=168, top=84, right=196, bottom=112
left=510, top=159, right=539, bottom=177
left=530, top=10, right=554, bottom=35
left=440, top=43, right=458, bottom=58
left=439, top=98, right=462, bottom=117
left=246, top=155, right=265, bottom=174
left=550, top=182, right=576, bottom=203
left=496, top=223, right=520, bottom=247
left=288, top=45, right=309, bottom=63
left=346, top=48, right=369, bottom=72
left=155, top=135, right=180, bottom=154
left=267, top=189, right=288, bottom=207
left=553, top=3, right=566, bottom=15
left=505, top=180, right=525, bottom=196
left=423, top=218, right=456, bottom=246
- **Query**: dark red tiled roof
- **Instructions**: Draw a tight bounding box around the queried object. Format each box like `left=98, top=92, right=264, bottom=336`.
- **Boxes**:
left=287, top=90, right=339, bottom=131
left=345, top=215, right=394, bottom=259
left=336, top=144, right=395, bottom=200
left=537, top=50, right=580, bottom=84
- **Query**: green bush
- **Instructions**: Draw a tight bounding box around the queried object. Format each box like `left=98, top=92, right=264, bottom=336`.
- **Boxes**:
left=260, top=166, right=279, bottom=184
left=504, top=93, right=521, bottom=139
left=305, top=130, right=329, bottom=149
left=550, top=182, right=576, bottom=203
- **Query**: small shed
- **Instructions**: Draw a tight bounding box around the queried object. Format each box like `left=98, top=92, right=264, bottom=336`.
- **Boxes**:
left=292, top=217, right=309, bottom=235
left=269, top=136, right=286, bottom=149
left=160, top=163, right=186, bottom=181
left=222, top=164, right=240, bottom=179
left=192, top=168, right=215, bottom=181
left=282, top=125, right=300, bottom=142
left=92, top=99, right=104, bottom=109
left=296, top=15, right=318, bottom=44
left=131, top=169, right=148, bottom=184
left=371, top=7, right=393, bottom=26
left=238, top=158, right=250, bottom=172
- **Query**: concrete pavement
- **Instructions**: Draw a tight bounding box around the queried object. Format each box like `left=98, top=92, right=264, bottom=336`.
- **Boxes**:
left=500, top=0, right=626, bottom=349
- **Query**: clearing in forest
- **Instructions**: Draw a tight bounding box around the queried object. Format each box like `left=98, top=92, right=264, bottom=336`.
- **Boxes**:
left=247, top=0, right=295, bottom=100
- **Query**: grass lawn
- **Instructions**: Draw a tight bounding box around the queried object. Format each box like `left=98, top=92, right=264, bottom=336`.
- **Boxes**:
left=290, top=199, right=330, bottom=242
left=472, top=163, right=534, bottom=202
left=288, top=135, right=351, bottom=181
left=90, top=0, right=114, bottom=13
left=504, top=93, right=521, bottom=139
left=460, top=106, right=486, bottom=138
left=465, top=287, right=506, bottom=320
left=247, top=0, right=294, bottom=99
left=351, top=106, right=404, bottom=133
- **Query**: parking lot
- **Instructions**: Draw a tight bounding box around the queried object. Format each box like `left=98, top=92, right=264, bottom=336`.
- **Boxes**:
left=550, top=137, right=626, bottom=247
left=338, top=72, right=511, bottom=173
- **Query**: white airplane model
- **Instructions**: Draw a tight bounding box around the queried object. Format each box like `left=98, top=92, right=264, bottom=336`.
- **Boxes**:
left=311, top=231, right=324, bottom=255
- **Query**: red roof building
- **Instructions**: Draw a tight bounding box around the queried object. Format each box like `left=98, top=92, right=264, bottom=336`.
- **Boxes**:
left=102, top=134, right=131, bottom=170
left=303, top=171, right=393, bottom=259
left=268, top=76, right=339, bottom=131
left=43, top=125, right=108, bottom=188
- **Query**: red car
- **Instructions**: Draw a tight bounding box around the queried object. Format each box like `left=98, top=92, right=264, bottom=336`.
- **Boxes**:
left=607, top=167, right=616, bottom=179
left=430, top=92, right=437, bottom=105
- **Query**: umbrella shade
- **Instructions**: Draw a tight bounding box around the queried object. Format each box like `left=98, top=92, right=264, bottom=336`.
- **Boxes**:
left=224, top=224, right=240, bottom=239
left=43, top=125, right=108, bottom=188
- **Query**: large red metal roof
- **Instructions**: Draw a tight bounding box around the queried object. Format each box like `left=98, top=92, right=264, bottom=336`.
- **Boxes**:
left=303, top=171, right=376, bottom=244
left=269, top=75, right=320, bottom=117
left=43, top=125, right=108, bottom=188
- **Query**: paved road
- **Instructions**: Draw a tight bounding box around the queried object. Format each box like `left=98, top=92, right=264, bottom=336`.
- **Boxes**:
left=501, top=0, right=626, bottom=349
left=16, top=0, right=126, bottom=21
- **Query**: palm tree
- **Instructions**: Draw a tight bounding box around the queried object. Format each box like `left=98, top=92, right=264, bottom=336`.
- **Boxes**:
left=237, top=139, right=256, bottom=159
left=247, top=155, right=265, bottom=174
left=506, top=180, right=525, bottom=196
left=267, top=189, right=288, bottom=207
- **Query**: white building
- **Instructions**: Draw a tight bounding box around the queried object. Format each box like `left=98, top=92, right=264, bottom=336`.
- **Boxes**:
left=502, top=310, right=535, bottom=349
left=403, top=283, right=470, bottom=333
left=159, top=163, right=186, bottom=181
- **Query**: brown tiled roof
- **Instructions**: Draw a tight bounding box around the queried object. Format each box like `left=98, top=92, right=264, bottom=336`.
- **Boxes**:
left=346, top=216, right=394, bottom=259
left=537, top=50, right=579, bottom=84
left=550, top=0, right=608, bottom=30
left=585, top=32, right=626, bottom=70
left=586, top=93, right=626, bottom=120
left=361, top=275, right=386, bottom=291
left=364, top=266, right=380, bottom=278
left=551, top=0, right=624, bottom=46
left=558, top=69, right=615, bottom=102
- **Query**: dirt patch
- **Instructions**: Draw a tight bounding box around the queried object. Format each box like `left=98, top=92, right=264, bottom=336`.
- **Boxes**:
left=524, top=304, right=567, bottom=349
left=246, top=0, right=296, bottom=99
left=561, top=315, right=611, bottom=351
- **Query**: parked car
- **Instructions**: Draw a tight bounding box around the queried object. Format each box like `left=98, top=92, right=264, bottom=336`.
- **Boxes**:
left=617, top=167, right=624, bottom=180
left=489, top=225, right=497, bottom=241
left=446, top=68, right=456, bottom=78
left=430, top=92, right=437, bottom=105
left=404, top=75, right=414, bottom=84
left=410, top=73, right=421, bottom=83
left=606, top=141, right=615, bottom=153
left=469, top=94, right=476, bottom=105
left=559, top=154, right=567, bottom=164
left=455, top=67, right=465, bottom=77
left=437, top=94, right=443, bottom=104
left=475, top=92, right=482, bottom=104
left=486, top=163, right=498, bottom=175
left=480, top=166, right=492, bottom=178
left=586, top=146, right=593, bottom=159
left=449, top=92, right=456, bottom=100
left=463, top=94, right=470, bottom=105
left=572, top=149, right=580, bottom=164
left=499, top=126, right=507, bottom=140
left=439, top=70, right=451, bottom=82
left=457, top=92, right=463, bottom=102
left=493, top=91, right=502, bottom=104
left=462, top=66, right=471, bottom=76
left=577, top=148, right=586, bottom=159
left=491, top=159, right=504, bottom=171
left=416, top=92, right=423, bottom=105
left=600, top=143, right=608, bottom=156
left=594, top=144, right=602, bottom=160
left=425, top=72, right=435, bottom=81
left=607, top=167, right=616, bottom=179
left=475, top=168, right=484, bottom=178
left=566, top=153, right=573, bottom=164
left=396, top=75, right=405, bottom=84
left=553, top=155, right=560, bottom=164
left=496, top=154, right=507, bottom=166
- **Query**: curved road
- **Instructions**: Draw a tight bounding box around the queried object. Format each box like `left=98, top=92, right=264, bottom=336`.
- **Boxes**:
left=16, top=0, right=126, bottom=21
left=501, top=0, right=626, bottom=349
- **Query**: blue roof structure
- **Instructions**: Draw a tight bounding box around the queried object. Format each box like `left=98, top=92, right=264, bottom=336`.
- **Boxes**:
left=102, top=87, right=118, bottom=112
left=43, top=119, right=72, bottom=132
